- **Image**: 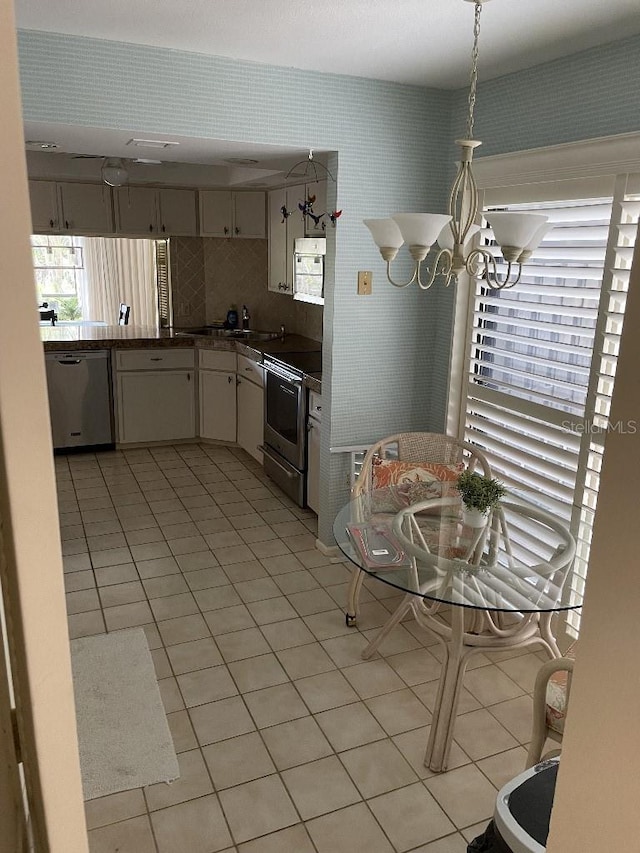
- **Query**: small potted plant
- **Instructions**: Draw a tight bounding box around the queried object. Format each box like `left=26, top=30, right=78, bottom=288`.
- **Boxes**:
left=456, top=471, right=506, bottom=528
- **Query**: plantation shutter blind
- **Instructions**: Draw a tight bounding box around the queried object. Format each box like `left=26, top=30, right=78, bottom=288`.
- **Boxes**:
left=155, top=239, right=171, bottom=328
left=462, top=174, right=639, bottom=638
left=565, top=174, right=640, bottom=634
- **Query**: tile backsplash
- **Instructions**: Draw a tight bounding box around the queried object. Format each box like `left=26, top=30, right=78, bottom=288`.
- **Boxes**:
left=170, top=236, right=322, bottom=341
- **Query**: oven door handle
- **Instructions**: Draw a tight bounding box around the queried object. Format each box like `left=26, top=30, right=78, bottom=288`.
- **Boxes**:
left=258, top=445, right=297, bottom=479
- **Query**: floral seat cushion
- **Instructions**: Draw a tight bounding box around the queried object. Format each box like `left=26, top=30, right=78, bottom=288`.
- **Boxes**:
left=545, top=643, right=577, bottom=735
left=370, top=459, right=463, bottom=514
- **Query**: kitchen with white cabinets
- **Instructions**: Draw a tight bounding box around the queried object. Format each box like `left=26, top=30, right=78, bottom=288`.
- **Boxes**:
left=32, top=148, right=328, bottom=520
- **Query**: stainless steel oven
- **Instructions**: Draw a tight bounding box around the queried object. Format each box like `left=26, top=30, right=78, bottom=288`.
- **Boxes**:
left=261, top=351, right=321, bottom=506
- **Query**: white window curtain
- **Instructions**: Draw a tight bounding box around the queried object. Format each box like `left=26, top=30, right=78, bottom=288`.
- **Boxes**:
left=83, top=237, right=157, bottom=327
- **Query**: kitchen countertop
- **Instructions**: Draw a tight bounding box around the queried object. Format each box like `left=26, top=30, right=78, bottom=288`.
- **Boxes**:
left=41, top=325, right=323, bottom=392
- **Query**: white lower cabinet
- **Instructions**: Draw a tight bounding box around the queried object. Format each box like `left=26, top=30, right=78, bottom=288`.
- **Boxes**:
left=118, top=371, right=195, bottom=443
left=236, top=358, right=264, bottom=464
left=199, top=370, right=237, bottom=442
left=306, top=390, right=322, bottom=513
left=115, top=348, right=196, bottom=444
left=198, top=350, right=237, bottom=442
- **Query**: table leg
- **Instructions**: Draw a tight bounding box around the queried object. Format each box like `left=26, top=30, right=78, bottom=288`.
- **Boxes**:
left=361, top=594, right=413, bottom=660
left=424, top=605, right=466, bottom=772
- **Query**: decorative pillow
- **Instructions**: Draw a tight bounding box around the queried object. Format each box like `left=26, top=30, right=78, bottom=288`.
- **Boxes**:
left=369, top=480, right=460, bottom=515
left=372, top=458, right=464, bottom=489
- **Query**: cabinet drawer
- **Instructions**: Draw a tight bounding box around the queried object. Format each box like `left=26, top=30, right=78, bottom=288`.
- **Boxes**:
left=116, top=348, right=195, bottom=371
left=198, top=349, right=237, bottom=371
left=237, top=354, right=264, bottom=388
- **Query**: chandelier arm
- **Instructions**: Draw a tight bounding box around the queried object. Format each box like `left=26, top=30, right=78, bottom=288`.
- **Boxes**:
left=416, top=249, right=454, bottom=290
left=488, top=263, right=524, bottom=290
left=386, top=261, right=419, bottom=289
left=449, top=142, right=481, bottom=246
left=465, top=247, right=524, bottom=290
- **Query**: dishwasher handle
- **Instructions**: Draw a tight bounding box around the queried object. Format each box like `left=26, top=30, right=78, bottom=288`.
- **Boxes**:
left=57, top=358, right=83, bottom=365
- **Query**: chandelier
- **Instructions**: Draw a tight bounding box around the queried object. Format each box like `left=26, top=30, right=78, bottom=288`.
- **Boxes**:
left=364, top=0, right=551, bottom=291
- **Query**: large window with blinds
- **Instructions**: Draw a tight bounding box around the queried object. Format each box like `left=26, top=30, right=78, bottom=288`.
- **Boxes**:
left=460, top=174, right=639, bottom=639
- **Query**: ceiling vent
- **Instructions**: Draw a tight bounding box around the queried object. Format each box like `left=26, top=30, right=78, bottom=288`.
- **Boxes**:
left=126, top=138, right=180, bottom=150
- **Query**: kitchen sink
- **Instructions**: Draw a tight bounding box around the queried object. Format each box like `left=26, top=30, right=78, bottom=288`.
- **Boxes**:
left=175, top=328, right=280, bottom=342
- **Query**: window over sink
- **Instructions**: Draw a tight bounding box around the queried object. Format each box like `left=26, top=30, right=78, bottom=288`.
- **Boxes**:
left=31, top=234, right=168, bottom=327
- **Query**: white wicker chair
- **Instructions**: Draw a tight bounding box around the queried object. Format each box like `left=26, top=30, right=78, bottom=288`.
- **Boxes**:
left=345, top=432, right=492, bottom=626
left=526, top=645, right=577, bottom=768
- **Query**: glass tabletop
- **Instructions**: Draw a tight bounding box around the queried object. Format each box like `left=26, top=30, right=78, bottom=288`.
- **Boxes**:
left=334, top=492, right=579, bottom=614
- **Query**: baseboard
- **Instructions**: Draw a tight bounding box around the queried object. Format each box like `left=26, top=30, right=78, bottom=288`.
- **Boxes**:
left=315, top=538, right=346, bottom=563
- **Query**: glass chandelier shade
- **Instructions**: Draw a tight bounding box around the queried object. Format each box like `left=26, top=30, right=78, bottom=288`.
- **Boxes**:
left=363, top=0, right=551, bottom=291
left=101, top=158, right=129, bottom=187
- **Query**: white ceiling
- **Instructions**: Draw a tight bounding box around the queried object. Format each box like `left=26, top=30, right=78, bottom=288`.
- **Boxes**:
left=17, top=0, right=640, bottom=184
left=15, top=0, right=640, bottom=89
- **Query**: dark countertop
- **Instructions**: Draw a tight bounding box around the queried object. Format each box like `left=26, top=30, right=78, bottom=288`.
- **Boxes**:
left=41, top=325, right=323, bottom=393
left=40, top=325, right=191, bottom=349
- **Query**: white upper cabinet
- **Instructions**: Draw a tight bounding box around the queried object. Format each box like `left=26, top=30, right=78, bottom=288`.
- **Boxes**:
left=200, top=190, right=266, bottom=238
left=59, top=183, right=113, bottom=233
left=114, top=187, right=157, bottom=235
left=234, top=192, right=266, bottom=238
left=29, top=181, right=59, bottom=232
left=268, top=184, right=304, bottom=294
left=115, top=186, right=198, bottom=236
left=157, top=189, right=198, bottom=236
left=28, top=180, right=114, bottom=234
left=200, top=190, right=232, bottom=237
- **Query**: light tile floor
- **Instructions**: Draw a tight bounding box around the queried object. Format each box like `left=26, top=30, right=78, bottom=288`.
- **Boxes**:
left=57, top=443, right=549, bottom=853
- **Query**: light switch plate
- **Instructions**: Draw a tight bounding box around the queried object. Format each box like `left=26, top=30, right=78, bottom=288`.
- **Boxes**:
left=358, top=271, right=372, bottom=295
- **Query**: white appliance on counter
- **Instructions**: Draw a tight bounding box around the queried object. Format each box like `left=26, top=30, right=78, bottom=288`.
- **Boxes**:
left=293, top=237, right=325, bottom=303
left=306, top=390, right=322, bottom=514
left=45, top=350, right=114, bottom=450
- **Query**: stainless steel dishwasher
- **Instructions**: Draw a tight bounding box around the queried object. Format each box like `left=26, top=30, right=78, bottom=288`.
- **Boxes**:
left=45, top=350, right=114, bottom=450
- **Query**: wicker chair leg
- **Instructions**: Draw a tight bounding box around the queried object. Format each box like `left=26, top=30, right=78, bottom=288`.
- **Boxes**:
left=345, top=566, right=366, bottom=627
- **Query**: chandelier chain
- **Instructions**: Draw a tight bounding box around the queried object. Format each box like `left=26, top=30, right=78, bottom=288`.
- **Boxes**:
left=466, top=0, right=483, bottom=141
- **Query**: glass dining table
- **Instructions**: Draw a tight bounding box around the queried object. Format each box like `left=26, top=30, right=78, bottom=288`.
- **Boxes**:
left=333, top=493, right=579, bottom=772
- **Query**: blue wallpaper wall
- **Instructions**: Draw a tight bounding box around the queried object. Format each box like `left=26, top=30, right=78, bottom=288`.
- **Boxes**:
left=450, top=34, right=640, bottom=156
left=17, top=30, right=453, bottom=542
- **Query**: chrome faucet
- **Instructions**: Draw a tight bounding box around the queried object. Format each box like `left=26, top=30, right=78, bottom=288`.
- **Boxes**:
left=242, top=305, right=250, bottom=330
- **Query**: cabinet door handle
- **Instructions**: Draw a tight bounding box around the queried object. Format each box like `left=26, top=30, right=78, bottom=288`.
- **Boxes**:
left=65, top=220, right=69, bottom=229
left=235, top=227, right=240, bottom=235
left=149, top=224, right=154, bottom=232
left=228, top=375, right=233, bottom=383
left=150, top=357, right=163, bottom=361
left=162, top=224, right=166, bottom=232
left=224, top=226, right=229, bottom=235
left=187, top=373, right=191, bottom=382
left=49, top=219, right=54, bottom=228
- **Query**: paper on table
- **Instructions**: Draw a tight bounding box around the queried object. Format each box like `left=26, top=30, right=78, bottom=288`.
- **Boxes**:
left=346, top=522, right=412, bottom=569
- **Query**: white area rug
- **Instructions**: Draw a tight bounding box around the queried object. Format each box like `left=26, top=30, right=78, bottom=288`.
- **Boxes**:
left=70, top=628, right=179, bottom=801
